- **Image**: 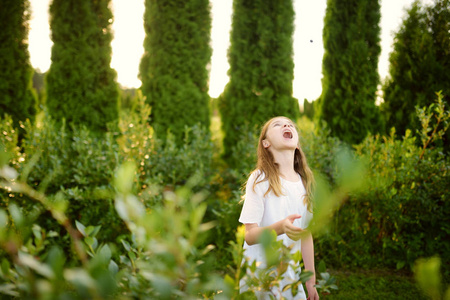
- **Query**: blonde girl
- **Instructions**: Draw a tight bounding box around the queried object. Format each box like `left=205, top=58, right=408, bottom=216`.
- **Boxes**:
left=239, top=116, right=319, bottom=300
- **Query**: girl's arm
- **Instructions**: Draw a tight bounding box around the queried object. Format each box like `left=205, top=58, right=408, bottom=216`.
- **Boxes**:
left=244, top=214, right=304, bottom=245
left=301, top=231, right=319, bottom=299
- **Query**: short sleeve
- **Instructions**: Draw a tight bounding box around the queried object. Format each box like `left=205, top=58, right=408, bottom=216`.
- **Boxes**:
left=301, top=208, right=313, bottom=229
left=239, top=172, right=265, bottom=225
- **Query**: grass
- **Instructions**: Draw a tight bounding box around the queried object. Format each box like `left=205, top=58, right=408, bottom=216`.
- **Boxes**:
left=320, top=268, right=426, bottom=300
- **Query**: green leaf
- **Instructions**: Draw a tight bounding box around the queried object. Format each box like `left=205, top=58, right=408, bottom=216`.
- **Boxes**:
left=224, top=274, right=234, bottom=287
left=8, top=203, right=23, bottom=228
left=64, top=268, right=96, bottom=290
left=18, top=252, right=54, bottom=279
left=97, top=244, right=112, bottom=264
left=318, top=260, right=327, bottom=273
left=299, top=270, right=314, bottom=283
left=0, top=283, right=19, bottom=297
left=108, top=260, right=119, bottom=275
left=397, top=261, right=406, bottom=270
left=85, top=226, right=95, bottom=236
left=320, top=272, right=330, bottom=281
left=121, top=240, right=131, bottom=252
left=75, top=221, right=86, bottom=237
left=91, top=225, right=101, bottom=237
left=32, top=224, right=42, bottom=241
left=414, top=256, right=442, bottom=300
left=84, top=236, right=95, bottom=247
left=0, top=209, right=8, bottom=235
left=47, top=246, right=66, bottom=276
left=292, top=251, right=303, bottom=264
left=114, top=162, right=136, bottom=194
left=1, top=259, right=10, bottom=277
left=128, top=251, right=136, bottom=261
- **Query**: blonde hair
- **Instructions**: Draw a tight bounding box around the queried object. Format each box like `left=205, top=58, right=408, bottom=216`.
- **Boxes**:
left=250, top=116, right=315, bottom=211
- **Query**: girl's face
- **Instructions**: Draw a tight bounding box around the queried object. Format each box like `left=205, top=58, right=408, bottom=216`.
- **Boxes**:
left=262, top=117, right=299, bottom=151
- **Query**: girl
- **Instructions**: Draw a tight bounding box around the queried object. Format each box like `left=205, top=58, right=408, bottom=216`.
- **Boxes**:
left=239, top=116, right=319, bottom=300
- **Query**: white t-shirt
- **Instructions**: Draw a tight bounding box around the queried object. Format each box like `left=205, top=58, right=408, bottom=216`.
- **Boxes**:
left=239, top=170, right=313, bottom=299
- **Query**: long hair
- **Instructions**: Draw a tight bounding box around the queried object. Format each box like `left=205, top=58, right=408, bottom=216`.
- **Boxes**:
left=250, top=116, right=315, bottom=211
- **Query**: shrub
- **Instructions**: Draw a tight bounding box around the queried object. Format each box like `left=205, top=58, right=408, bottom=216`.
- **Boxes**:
left=139, top=0, right=212, bottom=142
left=315, top=95, right=450, bottom=273
left=1, top=96, right=214, bottom=247
left=316, top=0, right=382, bottom=145
left=219, top=0, right=299, bottom=162
left=46, top=0, right=119, bottom=133
left=0, top=0, right=37, bottom=130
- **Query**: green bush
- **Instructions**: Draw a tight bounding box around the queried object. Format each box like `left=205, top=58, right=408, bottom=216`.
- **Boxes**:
left=316, top=0, right=382, bottom=145
left=381, top=0, right=450, bottom=142
left=219, top=0, right=299, bottom=162
left=0, top=0, right=37, bottom=129
left=0, top=161, right=223, bottom=299
left=0, top=96, right=214, bottom=248
left=46, top=0, right=119, bottom=133
left=315, top=95, right=450, bottom=274
left=139, top=0, right=212, bottom=142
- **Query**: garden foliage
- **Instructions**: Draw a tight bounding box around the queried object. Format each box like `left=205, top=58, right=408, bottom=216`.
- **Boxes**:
left=0, top=0, right=37, bottom=129
left=0, top=96, right=213, bottom=245
left=316, top=0, right=382, bottom=145
left=139, top=0, right=212, bottom=142
left=382, top=0, right=450, bottom=140
left=219, top=0, right=299, bottom=163
left=46, top=0, right=119, bottom=133
left=314, top=93, right=450, bottom=275
left=0, top=94, right=449, bottom=298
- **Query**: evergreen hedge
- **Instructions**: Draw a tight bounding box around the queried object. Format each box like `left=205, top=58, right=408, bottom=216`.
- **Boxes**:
left=381, top=0, right=450, bottom=138
left=46, top=0, right=119, bottom=133
left=139, top=0, right=212, bottom=141
left=219, top=0, right=299, bottom=162
left=316, top=0, right=382, bottom=145
left=0, top=0, right=36, bottom=128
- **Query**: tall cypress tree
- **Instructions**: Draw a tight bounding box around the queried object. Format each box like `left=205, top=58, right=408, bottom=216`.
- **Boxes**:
left=0, top=0, right=36, bottom=127
left=381, top=0, right=450, bottom=135
left=139, top=0, right=212, bottom=141
left=46, top=0, right=119, bottom=132
left=316, top=0, right=382, bottom=145
left=219, top=0, right=298, bottom=161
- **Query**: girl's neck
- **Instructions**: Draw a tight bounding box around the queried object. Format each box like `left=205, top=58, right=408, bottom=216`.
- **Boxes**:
left=272, top=149, right=297, bottom=180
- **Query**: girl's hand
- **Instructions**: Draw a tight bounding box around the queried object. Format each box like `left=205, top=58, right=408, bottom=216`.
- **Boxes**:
left=306, top=281, right=319, bottom=300
left=282, top=214, right=304, bottom=241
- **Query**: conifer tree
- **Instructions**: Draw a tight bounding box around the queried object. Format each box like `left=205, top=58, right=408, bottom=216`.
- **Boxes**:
left=219, top=0, right=298, bottom=161
left=382, top=0, right=450, bottom=135
left=0, top=0, right=36, bottom=127
left=139, top=0, right=212, bottom=141
left=302, top=99, right=315, bottom=120
left=46, top=0, right=119, bottom=132
left=316, top=0, right=382, bottom=145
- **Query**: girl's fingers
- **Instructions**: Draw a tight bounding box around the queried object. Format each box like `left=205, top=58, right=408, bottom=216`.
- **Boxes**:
left=288, top=214, right=302, bottom=221
left=286, top=223, right=302, bottom=231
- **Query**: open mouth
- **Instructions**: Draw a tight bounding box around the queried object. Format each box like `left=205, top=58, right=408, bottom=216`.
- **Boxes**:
left=283, top=131, right=293, bottom=139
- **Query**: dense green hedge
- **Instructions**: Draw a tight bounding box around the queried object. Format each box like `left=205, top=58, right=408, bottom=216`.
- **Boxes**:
left=139, top=0, right=212, bottom=142
left=219, top=0, right=299, bottom=163
left=314, top=129, right=450, bottom=272
left=382, top=0, right=450, bottom=139
left=0, top=0, right=37, bottom=129
left=316, top=0, right=382, bottom=145
left=0, top=98, right=213, bottom=245
left=46, top=0, right=119, bottom=133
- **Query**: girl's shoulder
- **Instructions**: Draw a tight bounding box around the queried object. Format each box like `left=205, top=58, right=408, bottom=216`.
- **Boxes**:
left=249, top=169, right=267, bottom=181
left=246, top=169, right=268, bottom=189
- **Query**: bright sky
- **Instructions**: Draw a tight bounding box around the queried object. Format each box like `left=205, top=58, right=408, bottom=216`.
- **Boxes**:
left=28, top=0, right=431, bottom=105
